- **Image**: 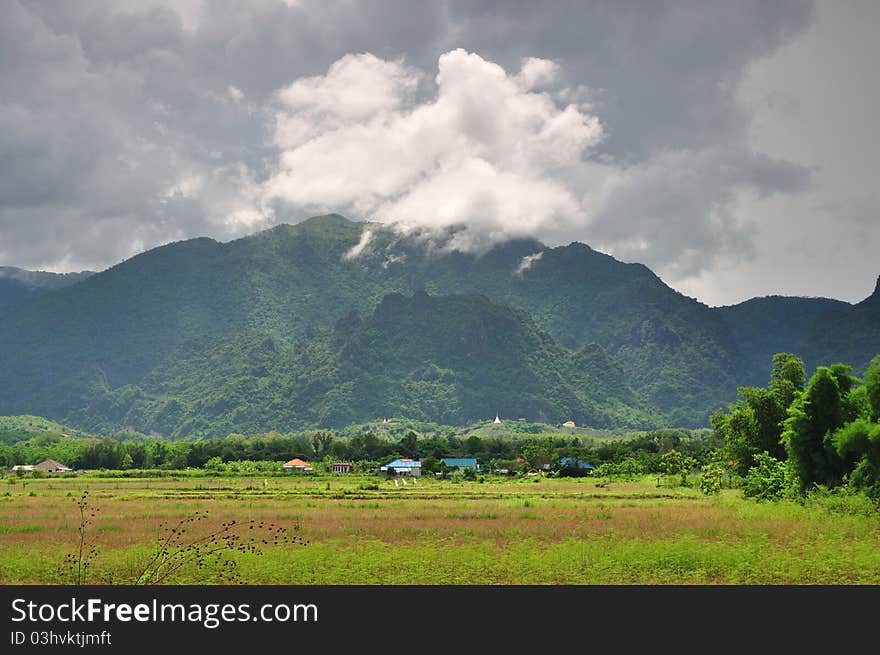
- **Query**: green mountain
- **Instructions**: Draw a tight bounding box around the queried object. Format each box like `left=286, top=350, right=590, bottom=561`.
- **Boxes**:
left=60, top=292, right=654, bottom=437
left=0, top=266, right=93, bottom=313
left=470, top=241, right=741, bottom=425
left=0, top=214, right=875, bottom=434
left=717, top=295, right=851, bottom=386
left=801, top=277, right=880, bottom=375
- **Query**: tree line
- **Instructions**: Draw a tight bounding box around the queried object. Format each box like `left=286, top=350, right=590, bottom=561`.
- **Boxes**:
left=712, top=352, right=880, bottom=500
left=0, top=424, right=719, bottom=475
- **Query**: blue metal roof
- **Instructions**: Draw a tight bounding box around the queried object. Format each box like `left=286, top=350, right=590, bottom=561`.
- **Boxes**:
left=441, top=458, right=478, bottom=468
left=560, top=456, right=594, bottom=469
left=381, top=458, right=422, bottom=470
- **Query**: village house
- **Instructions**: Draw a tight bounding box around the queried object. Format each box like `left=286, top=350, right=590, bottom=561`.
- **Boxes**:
left=331, top=462, right=353, bottom=474
left=10, top=459, right=73, bottom=474
left=282, top=458, right=313, bottom=472
left=558, top=456, right=595, bottom=476
left=440, top=457, right=480, bottom=471
left=35, top=459, right=73, bottom=473
left=380, top=458, right=422, bottom=477
left=34, top=459, right=73, bottom=473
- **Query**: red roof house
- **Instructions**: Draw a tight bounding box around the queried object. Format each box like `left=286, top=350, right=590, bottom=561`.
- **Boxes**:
left=282, top=458, right=313, bottom=472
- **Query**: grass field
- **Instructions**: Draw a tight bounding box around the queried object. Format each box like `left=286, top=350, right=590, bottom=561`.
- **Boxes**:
left=1, top=473, right=879, bottom=584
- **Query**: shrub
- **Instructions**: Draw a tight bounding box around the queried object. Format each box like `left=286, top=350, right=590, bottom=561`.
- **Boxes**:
left=847, top=458, right=880, bottom=501
left=699, top=462, right=723, bottom=495
left=806, top=484, right=879, bottom=515
left=203, top=456, right=225, bottom=473
left=744, top=452, right=795, bottom=501
left=595, top=458, right=643, bottom=481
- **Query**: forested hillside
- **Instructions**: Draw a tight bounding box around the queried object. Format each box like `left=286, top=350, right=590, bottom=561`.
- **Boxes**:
left=0, top=215, right=876, bottom=434
left=801, top=277, right=880, bottom=374
left=0, top=266, right=93, bottom=313
left=58, top=292, right=655, bottom=437
left=717, top=295, right=851, bottom=386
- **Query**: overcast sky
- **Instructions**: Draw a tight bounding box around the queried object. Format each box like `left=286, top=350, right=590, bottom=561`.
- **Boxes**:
left=1, top=0, right=877, bottom=306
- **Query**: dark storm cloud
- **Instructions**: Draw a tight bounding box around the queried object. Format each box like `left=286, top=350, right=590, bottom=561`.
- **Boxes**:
left=0, top=0, right=819, bottom=291
left=443, top=0, right=815, bottom=157
left=582, top=147, right=812, bottom=279
left=0, top=0, right=453, bottom=269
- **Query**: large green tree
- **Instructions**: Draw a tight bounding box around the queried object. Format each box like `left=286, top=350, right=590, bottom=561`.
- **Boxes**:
left=770, top=353, right=806, bottom=409
left=712, top=353, right=805, bottom=476
left=521, top=438, right=557, bottom=471
left=832, top=418, right=880, bottom=499
left=782, top=365, right=864, bottom=492
left=864, top=355, right=880, bottom=422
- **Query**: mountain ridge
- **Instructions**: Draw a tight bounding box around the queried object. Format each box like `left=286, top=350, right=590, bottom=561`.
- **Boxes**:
left=0, top=266, right=94, bottom=313
left=0, top=214, right=876, bottom=434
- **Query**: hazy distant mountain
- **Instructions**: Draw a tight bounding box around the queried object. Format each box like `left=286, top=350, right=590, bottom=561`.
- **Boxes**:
left=800, top=276, right=880, bottom=375
left=0, top=214, right=875, bottom=435
left=717, top=295, right=851, bottom=386
left=0, top=266, right=93, bottom=312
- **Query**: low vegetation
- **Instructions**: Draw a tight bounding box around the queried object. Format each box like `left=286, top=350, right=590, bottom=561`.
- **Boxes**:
left=1, top=474, right=878, bottom=585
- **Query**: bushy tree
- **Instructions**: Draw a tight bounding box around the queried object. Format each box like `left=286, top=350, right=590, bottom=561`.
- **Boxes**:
left=862, top=355, right=880, bottom=422
left=713, top=353, right=805, bottom=476
left=770, top=352, right=806, bottom=405
left=743, top=452, right=794, bottom=501
left=832, top=418, right=880, bottom=499
left=521, top=438, right=556, bottom=471
left=699, top=462, right=724, bottom=495
left=398, top=430, right=419, bottom=458
left=739, top=387, right=788, bottom=460
left=619, top=457, right=644, bottom=480
left=712, top=403, right=758, bottom=477
left=593, top=459, right=643, bottom=480
left=660, top=449, right=685, bottom=480
left=465, top=435, right=485, bottom=457
left=204, top=456, right=224, bottom=473
left=309, top=430, right=335, bottom=458
left=782, top=367, right=852, bottom=492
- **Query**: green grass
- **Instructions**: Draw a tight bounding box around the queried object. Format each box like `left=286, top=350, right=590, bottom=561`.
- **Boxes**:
left=5, top=534, right=877, bottom=585
left=0, top=524, right=41, bottom=534
left=0, top=474, right=877, bottom=584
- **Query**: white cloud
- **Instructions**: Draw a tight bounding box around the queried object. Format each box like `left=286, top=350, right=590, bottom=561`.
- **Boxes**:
left=515, top=57, right=559, bottom=90
left=514, top=251, right=544, bottom=277
left=343, top=228, right=374, bottom=260
left=274, top=53, right=421, bottom=149
left=264, top=49, right=602, bottom=251
left=382, top=253, right=406, bottom=269
left=262, top=48, right=810, bottom=283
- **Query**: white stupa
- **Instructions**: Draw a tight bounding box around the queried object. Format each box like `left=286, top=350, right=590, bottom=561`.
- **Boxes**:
left=493, top=414, right=501, bottom=424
